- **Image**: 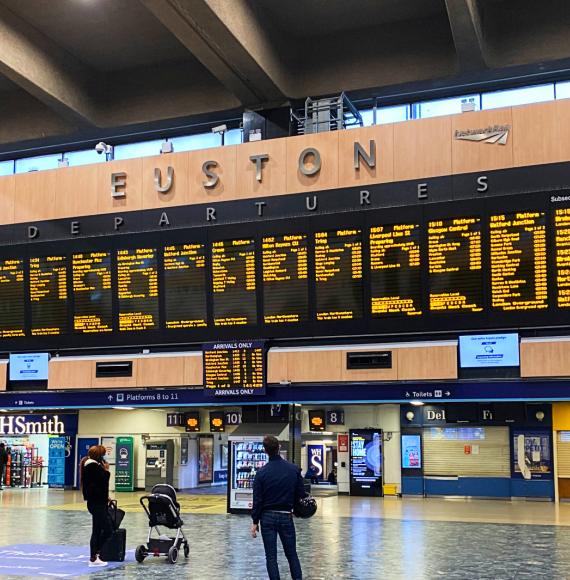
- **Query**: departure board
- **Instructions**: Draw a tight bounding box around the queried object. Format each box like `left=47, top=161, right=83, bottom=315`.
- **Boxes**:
left=117, top=248, right=159, bottom=331
left=164, top=243, right=207, bottom=328
left=315, top=229, right=363, bottom=320
left=30, top=255, right=68, bottom=336
left=370, top=223, right=421, bottom=316
left=555, top=208, right=570, bottom=307
left=72, top=252, right=113, bottom=333
left=428, top=218, right=483, bottom=313
left=262, top=234, right=308, bottom=324
left=489, top=212, right=548, bottom=311
left=0, top=259, right=24, bottom=337
left=203, top=341, right=265, bottom=396
left=212, top=239, right=257, bottom=326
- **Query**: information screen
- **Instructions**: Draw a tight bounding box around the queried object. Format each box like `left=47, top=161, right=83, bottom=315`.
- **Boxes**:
left=9, top=352, right=49, bottom=381
left=555, top=208, right=570, bottom=308
left=490, top=212, right=548, bottom=311
left=203, top=341, right=265, bottom=397
left=428, top=217, right=483, bottom=313
left=117, top=248, right=159, bottom=331
left=349, top=429, right=383, bottom=496
left=262, top=234, right=309, bottom=324
left=315, top=229, right=363, bottom=320
left=401, top=434, right=422, bottom=469
left=72, top=252, right=113, bottom=333
left=370, top=223, right=421, bottom=316
left=164, top=243, right=207, bottom=328
left=459, top=333, right=520, bottom=367
left=0, top=258, right=25, bottom=338
left=30, top=255, right=68, bottom=336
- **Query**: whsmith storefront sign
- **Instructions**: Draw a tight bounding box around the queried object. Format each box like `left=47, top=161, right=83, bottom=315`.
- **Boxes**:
left=0, top=414, right=77, bottom=435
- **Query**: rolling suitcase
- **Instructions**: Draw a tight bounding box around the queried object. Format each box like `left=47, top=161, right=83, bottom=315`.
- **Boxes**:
left=100, top=500, right=127, bottom=562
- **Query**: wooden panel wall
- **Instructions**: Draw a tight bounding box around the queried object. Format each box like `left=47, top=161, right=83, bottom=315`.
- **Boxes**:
left=0, top=361, right=7, bottom=392
left=520, top=341, right=570, bottom=378
left=4, top=99, right=570, bottom=226
left=397, top=346, right=458, bottom=380
left=136, top=356, right=185, bottom=387
left=48, top=359, right=92, bottom=389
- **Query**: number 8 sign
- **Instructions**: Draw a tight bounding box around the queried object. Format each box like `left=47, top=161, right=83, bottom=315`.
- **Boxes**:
left=326, top=410, right=345, bottom=425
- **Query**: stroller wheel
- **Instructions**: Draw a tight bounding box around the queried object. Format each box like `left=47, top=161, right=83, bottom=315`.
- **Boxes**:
left=135, top=545, right=146, bottom=563
left=184, top=542, right=189, bottom=558
left=168, top=545, right=179, bottom=564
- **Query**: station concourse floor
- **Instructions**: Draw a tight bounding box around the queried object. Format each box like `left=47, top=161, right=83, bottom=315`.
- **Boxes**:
left=1, top=488, right=570, bottom=579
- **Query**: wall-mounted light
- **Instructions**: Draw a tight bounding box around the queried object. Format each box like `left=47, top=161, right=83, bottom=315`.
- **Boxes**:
left=410, top=401, right=424, bottom=406
left=405, top=411, right=415, bottom=421
left=536, top=410, right=545, bottom=422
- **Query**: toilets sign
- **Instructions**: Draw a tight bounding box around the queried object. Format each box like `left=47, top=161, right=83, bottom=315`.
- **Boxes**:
left=0, top=414, right=73, bottom=436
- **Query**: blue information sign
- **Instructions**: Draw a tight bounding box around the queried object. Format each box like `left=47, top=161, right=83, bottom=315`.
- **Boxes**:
left=48, top=437, right=66, bottom=488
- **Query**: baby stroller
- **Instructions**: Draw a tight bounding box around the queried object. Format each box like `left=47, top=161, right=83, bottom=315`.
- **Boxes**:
left=136, top=484, right=189, bottom=564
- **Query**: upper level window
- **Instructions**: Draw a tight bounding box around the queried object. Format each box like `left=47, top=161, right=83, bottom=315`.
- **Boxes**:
left=15, top=154, right=62, bottom=174
left=65, top=149, right=106, bottom=167
left=415, top=95, right=480, bottom=119
left=376, top=104, right=408, bottom=124
left=171, top=132, right=221, bottom=152
left=0, top=160, right=14, bottom=176
left=114, top=139, right=163, bottom=161
left=482, top=84, right=555, bottom=110
left=225, top=128, right=243, bottom=146
left=556, top=81, right=570, bottom=100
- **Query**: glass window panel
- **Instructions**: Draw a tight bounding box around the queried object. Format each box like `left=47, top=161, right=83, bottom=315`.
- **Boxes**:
left=419, top=95, right=480, bottom=118
left=225, top=128, right=242, bottom=145
left=0, top=160, right=14, bottom=176
left=482, top=84, right=555, bottom=110
left=376, top=104, right=408, bottom=124
left=15, top=154, right=62, bottom=173
left=65, top=148, right=106, bottom=167
left=114, top=139, right=163, bottom=160
left=170, top=132, right=221, bottom=152
left=359, top=109, right=375, bottom=127
left=556, top=81, right=570, bottom=100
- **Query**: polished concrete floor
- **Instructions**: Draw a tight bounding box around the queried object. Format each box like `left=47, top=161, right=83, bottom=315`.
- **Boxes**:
left=1, top=488, right=570, bottom=579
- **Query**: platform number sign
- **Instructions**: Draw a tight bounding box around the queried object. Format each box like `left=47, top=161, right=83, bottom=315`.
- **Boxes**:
left=225, top=411, right=242, bottom=425
left=326, top=410, right=345, bottom=426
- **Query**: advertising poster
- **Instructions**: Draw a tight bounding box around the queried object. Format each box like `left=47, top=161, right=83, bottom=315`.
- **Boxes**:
left=47, top=437, right=66, bottom=489
left=220, top=444, right=228, bottom=469
left=307, top=444, right=325, bottom=481
left=512, top=430, right=552, bottom=479
left=115, top=436, right=134, bottom=492
left=401, top=434, right=422, bottom=469
left=349, top=430, right=383, bottom=496
left=199, top=436, right=214, bottom=484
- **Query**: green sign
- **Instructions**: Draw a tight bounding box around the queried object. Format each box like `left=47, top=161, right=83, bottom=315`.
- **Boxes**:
left=115, top=436, right=134, bottom=492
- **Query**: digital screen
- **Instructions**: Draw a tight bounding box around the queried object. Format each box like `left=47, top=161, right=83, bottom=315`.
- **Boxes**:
left=30, top=255, right=68, bottom=336
left=72, top=252, right=113, bottom=333
left=117, top=248, right=159, bottom=331
left=489, top=212, right=547, bottom=311
left=315, top=229, right=363, bottom=320
left=0, top=259, right=25, bottom=338
left=370, top=223, right=421, bottom=316
left=459, top=333, right=520, bottom=367
left=428, top=218, right=483, bottom=313
left=164, top=243, right=207, bottom=329
left=349, top=430, right=383, bottom=495
left=212, top=239, right=257, bottom=326
left=401, top=434, right=422, bottom=469
left=203, top=341, right=265, bottom=397
left=309, top=410, right=326, bottom=432
left=555, top=208, right=570, bottom=307
left=9, top=352, right=49, bottom=381
left=184, top=412, right=200, bottom=432
left=209, top=411, right=226, bottom=432
left=262, top=234, right=309, bottom=324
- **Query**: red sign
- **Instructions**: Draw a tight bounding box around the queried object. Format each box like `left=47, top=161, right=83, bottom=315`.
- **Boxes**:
left=464, top=445, right=472, bottom=455
left=338, top=434, right=349, bottom=453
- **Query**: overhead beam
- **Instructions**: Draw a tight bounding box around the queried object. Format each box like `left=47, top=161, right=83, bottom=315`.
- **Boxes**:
left=0, top=4, right=98, bottom=127
left=140, top=0, right=286, bottom=105
left=445, top=0, right=487, bottom=71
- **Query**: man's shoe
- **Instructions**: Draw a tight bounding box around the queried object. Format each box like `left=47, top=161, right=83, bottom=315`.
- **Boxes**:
left=88, top=557, right=108, bottom=567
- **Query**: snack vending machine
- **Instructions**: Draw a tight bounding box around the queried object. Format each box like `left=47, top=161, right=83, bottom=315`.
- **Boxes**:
left=227, top=436, right=268, bottom=513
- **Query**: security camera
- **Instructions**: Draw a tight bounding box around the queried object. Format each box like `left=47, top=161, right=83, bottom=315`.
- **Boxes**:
left=95, top=141, right=109, bottom=154
left=211, top=124, right=227, bottom=134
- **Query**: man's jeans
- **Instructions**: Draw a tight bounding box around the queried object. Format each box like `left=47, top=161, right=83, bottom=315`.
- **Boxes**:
left=260, top=511, right=302, bottom=580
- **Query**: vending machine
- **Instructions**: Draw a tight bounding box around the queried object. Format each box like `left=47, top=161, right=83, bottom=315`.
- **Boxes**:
left=227, top=435, right=268, bottom=513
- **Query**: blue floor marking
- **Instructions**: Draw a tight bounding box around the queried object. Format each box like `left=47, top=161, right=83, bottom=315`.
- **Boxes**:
left=0, top=544, right=133, bottom=577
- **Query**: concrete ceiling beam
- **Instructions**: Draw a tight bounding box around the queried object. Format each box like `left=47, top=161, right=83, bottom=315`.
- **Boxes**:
left=140, top=0, right=286, bottom=106
left=0, top=4, right=98, bottom=127
left=445, top=0, right=488, bottom=71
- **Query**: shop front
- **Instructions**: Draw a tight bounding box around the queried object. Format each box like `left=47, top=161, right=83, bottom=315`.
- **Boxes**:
left=401, top=403, right=553, bottom=499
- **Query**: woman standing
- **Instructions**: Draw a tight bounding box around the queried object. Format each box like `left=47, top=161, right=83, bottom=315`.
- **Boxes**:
left=80, top=445, right=112, bottom=567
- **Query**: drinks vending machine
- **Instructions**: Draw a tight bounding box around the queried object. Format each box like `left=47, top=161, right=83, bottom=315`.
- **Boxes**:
left=227, top=435, right=268, bottom=513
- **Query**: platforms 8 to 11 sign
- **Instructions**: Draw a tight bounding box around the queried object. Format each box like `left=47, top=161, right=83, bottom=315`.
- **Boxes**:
left=203, top=341, right=266, bottom=397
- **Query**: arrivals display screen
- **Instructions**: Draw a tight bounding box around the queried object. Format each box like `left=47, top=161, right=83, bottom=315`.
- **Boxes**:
left=1, top=192, right=570, bottom=350
left=9, top=353, right=49, bottom=381
left=459, top=333, right=520, bottom=368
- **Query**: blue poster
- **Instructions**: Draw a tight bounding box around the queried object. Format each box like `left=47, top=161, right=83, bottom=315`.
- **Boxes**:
left=48, top=437, right=66, bottom=488
left=511, top=429, right=553, bottom=480
left=401, top=434, right=422, bottom=469
left=307, top=444, right=325, bottom=481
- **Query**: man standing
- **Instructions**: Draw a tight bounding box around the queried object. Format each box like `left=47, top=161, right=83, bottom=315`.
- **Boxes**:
left=0, top=443, right=8, bottom=490
left=251, top=435, right=306, bottom=580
